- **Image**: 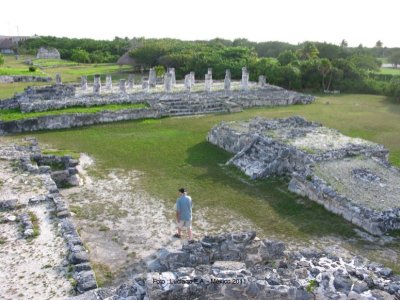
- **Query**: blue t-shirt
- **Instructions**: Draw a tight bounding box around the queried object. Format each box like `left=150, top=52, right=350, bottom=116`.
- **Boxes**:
left=176, top=194, right=192, bottom=221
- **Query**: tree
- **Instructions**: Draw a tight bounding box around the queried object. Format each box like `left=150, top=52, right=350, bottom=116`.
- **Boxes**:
left=297, top=42, right=319, bottom=60
left=340, top=39, right=348, bottom=48
left=277, top=50, right=298, bottom=66
left=388, top=50, right=400, bottom=68
left=71, top=48, right=91, bottom=63
left=350, top=54, right=381, bottom=71
left=375, top=40, right=383, bottom=48
left=319, top=58, right=332, bottom=91
left=0, top=53, right=4, bottom=65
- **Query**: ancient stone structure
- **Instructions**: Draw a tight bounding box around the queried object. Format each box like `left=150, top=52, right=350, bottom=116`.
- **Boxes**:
left=119, top=79, right=126, bottom=94
left=205, top=74, right=212, bottom=92
left=164, top=72, right=172, bottom=92
left=93, top=75, right=101, bottom=95
left=71, top=230, right=400, bottom=300
left=259, top=75, right=266, bottom=87
left=0, top=75, right=51, bottom=83
left=241, top=67, right=249, bottom=90
left=224, top=69, right=231, bottom=91
left=190, top=71, right=195, bottom=85
left=55, top=73, right=62, bottom=85
left=142, top=78, right=150, bottom=93
left=36, top=47, right=61, bottom=59
left=0, top=138, right=97, bottom=295
left=149, top=68, right=157, bottom=88
left=168, top=68, right=176, bottom=86
left=128, top=74, right=134, bottom=89
left=81, top=76, right=87, bottom=91
left=105, top=75, right=112, bottom=90
left=184, top=74, right=192, bottom=92
left=207, top=116, right=400, bottom=235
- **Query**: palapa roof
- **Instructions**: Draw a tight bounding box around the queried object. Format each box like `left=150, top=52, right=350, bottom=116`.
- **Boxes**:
left=117, top=51, right=136, bottom=66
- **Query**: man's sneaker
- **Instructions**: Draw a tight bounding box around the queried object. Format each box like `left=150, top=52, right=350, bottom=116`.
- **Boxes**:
left=173, top=233, right=181, bottom=238
left=188, top=240, right=195, bottom=244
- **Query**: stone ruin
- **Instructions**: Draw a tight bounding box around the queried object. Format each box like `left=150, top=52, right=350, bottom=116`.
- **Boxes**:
left=2, top=138, right=400, bottom=299
left=36, top=47, right=61, bottom=59
left=0, top=67, right=316, bottom=135
left=207, top=116, right=400, bottom=236
left=72, top=230, right=400, bottom=299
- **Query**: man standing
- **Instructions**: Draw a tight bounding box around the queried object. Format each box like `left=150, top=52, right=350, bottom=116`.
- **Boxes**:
left=174, top=188, right=193, bottom=240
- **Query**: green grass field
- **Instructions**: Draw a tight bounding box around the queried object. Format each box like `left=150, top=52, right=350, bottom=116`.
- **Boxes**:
left=379, top=67, right=400, bottom=75
left=0, top=55, right=136, bottom=99
left=0, top=103, right=147, bottom=121
left=4, top=92, right=400, bottom=272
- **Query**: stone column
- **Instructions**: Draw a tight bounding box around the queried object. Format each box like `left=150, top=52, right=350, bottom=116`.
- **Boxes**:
left=205, top=74, right=212, bottom=92
left=164, top=72, right=172, bottom=92
left=224, top=69, right=231, bottom=91
left=81, top=76, right=87, bottom=91
left=128, top=74, right=134, bottom=89
left=184, top=74, right=192, bottom=92
left=105, top=75, right=112, bottom=90
left=258, top=75, right=266, bottom=87
left=55, top=73, right=62, bottom=85
left=119, top=79, right=126, bottom=94
left=142, top=78, right=150, bottom=93
left=190, top=71, right=195, bottom=85
left=241, top=67, right=249, bottom=91
left=207, top=68, right=212, bottom=75
left=168, top=68, right=176, bottom=86
left=149, top=68, right=157, bottom=88
left=93, top=74, right=101, bottom=94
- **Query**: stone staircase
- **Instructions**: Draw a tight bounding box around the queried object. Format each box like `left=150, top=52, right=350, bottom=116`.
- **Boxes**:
left=158, top=97, right=230, bottom=116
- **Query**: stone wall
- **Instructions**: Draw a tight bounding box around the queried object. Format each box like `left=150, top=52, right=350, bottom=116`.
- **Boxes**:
left=71, top=231, right=400, bottom=300
left=0, top=75, right=52, bottom=83
left=207, top=116, right=400, bottom=235
left=0, top=108, right=159, bottom=135
left=36, top=47, right=61, bottom=59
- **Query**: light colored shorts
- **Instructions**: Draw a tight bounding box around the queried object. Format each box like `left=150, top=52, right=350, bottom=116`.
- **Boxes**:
left=177, top=220, right=192, bottom=230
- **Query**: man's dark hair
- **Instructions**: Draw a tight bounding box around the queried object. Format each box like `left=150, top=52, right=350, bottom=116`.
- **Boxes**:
left=179, top=188, right=185, bottom=193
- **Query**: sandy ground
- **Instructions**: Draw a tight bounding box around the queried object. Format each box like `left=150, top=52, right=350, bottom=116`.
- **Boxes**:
left=62, top=154, right=258, bottom=285
left=0, top=142, right=72, bottom=299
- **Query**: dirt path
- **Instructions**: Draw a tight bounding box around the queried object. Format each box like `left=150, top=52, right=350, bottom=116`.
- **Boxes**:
left=61, top=154, right=258, bottom=285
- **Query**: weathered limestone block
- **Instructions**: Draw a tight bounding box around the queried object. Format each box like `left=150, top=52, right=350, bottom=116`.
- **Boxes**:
left=128, top=74, right=134, bottom=89
left=0, top=199, right=18, bottom=211
left=81, top=76, right=87, bottom=91
left=205, top=74, right=212, bottom=92
left=149, top=68, right=157, bottom=87
left=224, top=69, right=231, bottom=91
left=241, top=67, right=249, bottom=90
left=119, top=79, right=126, bottom=93
left=105, top=75, right=112, bottom=90
left=55, top=73, right=62, bottom=85
left=190, top=71, right=195, bottom=85
left=164, top=72, right=173, bottom=92
left=93, top=75, right=101, bottom=95
left=184, top=74, right=192, bottom=92
left=258, top=75, right=266, bottom=87
left=142, top=78, right=150, bottom=93
left=36, top=47, right=61, bottom=59
left=168, top=68, right=176, bottom=86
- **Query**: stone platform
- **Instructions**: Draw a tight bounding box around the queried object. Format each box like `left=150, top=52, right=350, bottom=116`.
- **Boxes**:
left=207, top=116, right=400, bottom=235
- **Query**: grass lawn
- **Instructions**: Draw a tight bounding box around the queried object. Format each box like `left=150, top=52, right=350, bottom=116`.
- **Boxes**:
left=0, top=54, right=136, bottom=99
left=378, top=67, right=400, bottom=75
left=12, top=93, right=400, bottom=272
left=0, top=103, right=148, bottom=121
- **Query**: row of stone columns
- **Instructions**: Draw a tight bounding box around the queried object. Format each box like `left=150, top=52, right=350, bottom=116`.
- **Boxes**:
left=75, top=67, right=267, bottom=94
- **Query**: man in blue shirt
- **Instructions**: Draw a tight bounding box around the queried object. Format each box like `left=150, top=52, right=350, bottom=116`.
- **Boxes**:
left=174, top=188, right=193, bottom=240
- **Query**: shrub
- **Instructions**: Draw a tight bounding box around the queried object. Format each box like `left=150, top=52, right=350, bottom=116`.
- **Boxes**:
left=0, top=54, right=4, bottom=65
left=28, top=66, right=37, bottom=72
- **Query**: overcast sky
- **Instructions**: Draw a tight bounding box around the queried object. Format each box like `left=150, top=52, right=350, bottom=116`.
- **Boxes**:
left=1, top=0, right=399, bottom=47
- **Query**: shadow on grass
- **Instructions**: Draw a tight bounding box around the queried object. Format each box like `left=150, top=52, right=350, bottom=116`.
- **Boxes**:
left=185, top=141, right=356, bottom=240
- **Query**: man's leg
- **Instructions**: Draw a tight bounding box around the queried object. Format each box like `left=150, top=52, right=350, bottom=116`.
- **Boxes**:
left=188, top=228, right=192, bottom=240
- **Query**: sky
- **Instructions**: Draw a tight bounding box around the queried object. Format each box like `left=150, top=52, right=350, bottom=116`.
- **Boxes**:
left=1, top=0, right=399, bottom=47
